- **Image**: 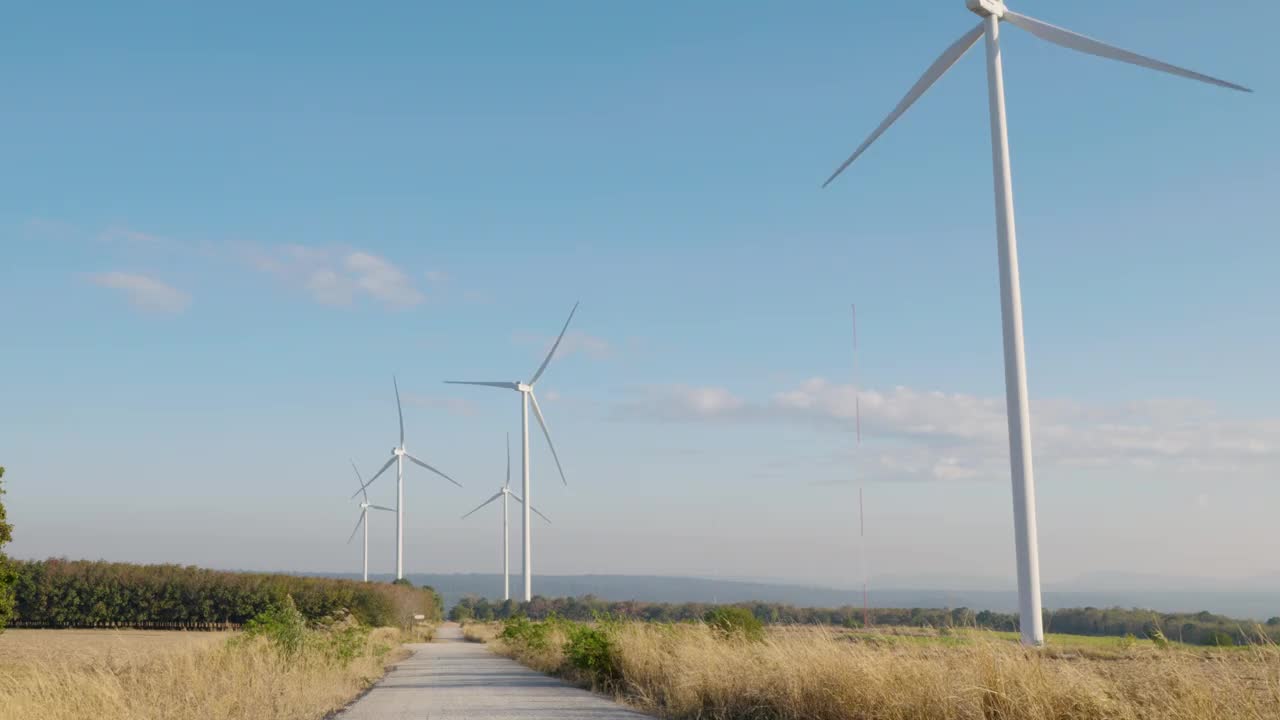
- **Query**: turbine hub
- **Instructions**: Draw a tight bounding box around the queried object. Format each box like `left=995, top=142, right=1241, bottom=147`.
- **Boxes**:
left=966, top=0, right=1005, bottom=18
left=394, top=447, right=405, bottom=456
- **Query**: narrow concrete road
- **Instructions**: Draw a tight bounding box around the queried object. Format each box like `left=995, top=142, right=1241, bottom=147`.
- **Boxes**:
left=334, top=623, right=652, bottom=719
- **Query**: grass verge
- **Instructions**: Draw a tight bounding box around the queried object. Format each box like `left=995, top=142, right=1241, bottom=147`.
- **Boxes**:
left=489, top=617, right=1280, bottom=720
left=0, top=622, right=407, bottom=720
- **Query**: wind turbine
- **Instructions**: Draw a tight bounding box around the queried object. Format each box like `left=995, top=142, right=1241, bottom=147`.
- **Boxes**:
left=460, top=433, right=551, bottom=601
left=353, top=377, right=463, bottom=580
left=822, top=1, right=1249, bottom=646
left=445, top=302, right=578, bottom=601
left=347, top=460, right=395, bottom=583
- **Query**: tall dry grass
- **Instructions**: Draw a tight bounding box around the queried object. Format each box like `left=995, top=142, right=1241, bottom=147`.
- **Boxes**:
left=495, top=620, right=1280, bottom=720
left=0, top=627, right=405, bottom=720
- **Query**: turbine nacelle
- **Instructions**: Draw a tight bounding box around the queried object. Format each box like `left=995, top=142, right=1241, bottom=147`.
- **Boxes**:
left=966, top=0, right=1005, bottom=19
left=517, top=383, right=532, bottom=393
left=394, top=447, right=405, bottom=456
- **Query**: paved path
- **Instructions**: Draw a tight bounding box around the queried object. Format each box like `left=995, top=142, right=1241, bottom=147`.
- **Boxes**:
left=334, top=623, right=652, bottom=719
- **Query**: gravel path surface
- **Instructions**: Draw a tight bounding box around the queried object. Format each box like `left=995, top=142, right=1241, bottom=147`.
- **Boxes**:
left=334, top=623, right=652, bottom=719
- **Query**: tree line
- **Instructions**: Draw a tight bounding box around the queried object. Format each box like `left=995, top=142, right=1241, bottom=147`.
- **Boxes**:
left=8, top=558, right=442, bottom=630
left=449, top=594, right=1280, bottom=646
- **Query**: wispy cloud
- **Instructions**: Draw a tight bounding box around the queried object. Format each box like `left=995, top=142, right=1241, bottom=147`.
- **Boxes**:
left=616, top=379, right=1280, bottom=484
left=512, top=329, right=613, bottom=362
left=247, top=245, right=426, bottom=309
left=88, top=272, right=190, bottom=314
left=403, top=393, right=480, bottom=417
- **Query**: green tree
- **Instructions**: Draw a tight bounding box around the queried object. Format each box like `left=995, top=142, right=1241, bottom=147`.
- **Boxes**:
left=0, top=467, right=15, bottom=632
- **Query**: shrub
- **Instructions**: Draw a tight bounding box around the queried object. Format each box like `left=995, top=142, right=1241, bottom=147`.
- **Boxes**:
left=0, top=467, right=13, bottom=633
left=500, top=614, right=553, bottom=651
left=1210, top=631, right=1236, bottom=647
left=703, top=606, right=764, bottom=642
left=243, top=596, right=308, bottom=658
left=564, top=622, right=620, bottom=688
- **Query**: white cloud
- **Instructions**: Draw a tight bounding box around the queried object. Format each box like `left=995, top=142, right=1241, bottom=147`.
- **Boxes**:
left=618, top=379, right=1280, bottom=484
left=88, top=272, right=190, bottom=314
left=247, top=245, right=425, bottom=308
left=513, top=330, right=613, bottom=362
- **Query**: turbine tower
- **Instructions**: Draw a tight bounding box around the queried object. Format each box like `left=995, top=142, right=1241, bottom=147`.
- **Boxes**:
left=822, top=0, right=1248, bottom=645
left=347, top=460, right=395, bottom=583
left=354, top=377, right=463, bottom=580
left=446, top=302, right=577, bottom=601
left=460, top=433, right=551, bottom=601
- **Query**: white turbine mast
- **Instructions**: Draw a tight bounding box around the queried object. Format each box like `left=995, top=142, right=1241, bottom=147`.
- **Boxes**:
left=347, top=460, right=395, bottom=583
left=459, top=432, right=551, bottom=601
left=353, top=377, right=463, bottom=580
left=823, top=0, right=1248, bottom=646
left=446, top=302, right=578, bottom=601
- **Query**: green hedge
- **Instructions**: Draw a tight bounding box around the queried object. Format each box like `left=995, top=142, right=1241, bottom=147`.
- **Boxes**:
left=10, top=558, right=440, bottom=629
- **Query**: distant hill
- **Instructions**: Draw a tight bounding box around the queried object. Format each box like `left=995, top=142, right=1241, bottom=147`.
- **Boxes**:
left=365, top=573, right=1279, bottom=620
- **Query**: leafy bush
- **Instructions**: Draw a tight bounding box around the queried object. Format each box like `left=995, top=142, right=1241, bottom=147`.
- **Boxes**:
left=704, top=606, right=764, bottom=642
left=1210, top=631, right=1236, bottom=647
left=243, top=596, right=308, bottom=658
left=500, top=614, right=553, bottom=651
left=564, top=622, right=620, bottom=688
left=9, top=559, right=440, bottom=629
left=0, top=467, right=14, bottom=633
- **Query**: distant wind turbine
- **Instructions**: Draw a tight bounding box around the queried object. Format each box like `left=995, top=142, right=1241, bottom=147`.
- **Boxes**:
left=460, top=433, right=551, bottom=601
left=822, top=0, right=1249, bottom=646
left=446, top=302, right=578, bottom=601
left=353, top=377, right=463, bottom=580
left=347, top=460, right=395, bottom=583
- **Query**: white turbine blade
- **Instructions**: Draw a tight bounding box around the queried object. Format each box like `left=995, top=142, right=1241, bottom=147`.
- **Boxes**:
left=393, top=376, right=405, bottom=445
left=529, top=302, right=579, bottom=385
left=461, top=491, right=504, bottom=520
left=444, top=380, right=520, bottom=390
left=352, top=455, right=396, bottom=498
left=350, top=459, right=367, bottom=503
left=505, top=432, right=511, bottom=489
left=528, top=391, right=567, bottom=486
left=510, top=493, right=552, bottom=524
left=405, top=452, right=464, bottom=488
left=1003, top=10, right=1251, bottom=93
left=369, top=504, right=396, bottom=512
left=823, top=22, right=985, bottom=188
left=346, top=511, right=365, bottom=544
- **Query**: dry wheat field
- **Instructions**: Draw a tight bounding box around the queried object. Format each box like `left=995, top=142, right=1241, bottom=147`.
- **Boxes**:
left=0, top=627, right=405, bottom=720
left=477, top=619, right=1280, bottom=720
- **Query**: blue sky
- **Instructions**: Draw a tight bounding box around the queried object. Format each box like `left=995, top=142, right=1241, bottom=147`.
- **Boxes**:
left=2, top=1, right=1276, bottom=590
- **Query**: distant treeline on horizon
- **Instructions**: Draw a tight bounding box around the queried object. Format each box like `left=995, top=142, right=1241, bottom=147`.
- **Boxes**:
left=449, top=594, right=1280, bottom=647
left=6, top=558, right=442, bottom=630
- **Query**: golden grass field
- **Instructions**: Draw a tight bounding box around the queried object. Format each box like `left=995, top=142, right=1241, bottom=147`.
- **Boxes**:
left=0, top=627, right=408, bottom=720
left=479, top=620, right=1280, bottom=720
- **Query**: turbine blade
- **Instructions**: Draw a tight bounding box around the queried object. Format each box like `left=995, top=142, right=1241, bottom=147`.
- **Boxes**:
left=528, top=391, right=567, bottom=486
left=405, top=452, right=464, bottom=488
left=1003, top=10, right=1251, bottom=92
left=505, top=432, right=511, bottom=489
left=352, top=455, right=396, bottom=498
left=529, top=302, right=579, bottom=385
left=369, top=504, right=396, bottom=512
left=461, top=492, right=504, bottom=520
left=350, top=459, right=367, bottom=503
left=444, top=380, right=520, bottom=390
left=394, top=376, right=405, bottom=445
left=346, top=511, right=365, bottom=545
left=509, top=493, right=552, bottom=524
left=823, top=22, right=985, bottom=188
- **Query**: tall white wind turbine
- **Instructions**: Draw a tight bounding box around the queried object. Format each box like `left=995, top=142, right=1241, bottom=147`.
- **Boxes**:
left=347, top=460, right=395, bottom=583
left=822, top=0, right=1249, bottom=646
left=353, top=377, right=463, bottom=580
left=460, top=433, right=551, bottom=601
left=445, top=302, right=578, bottom=601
